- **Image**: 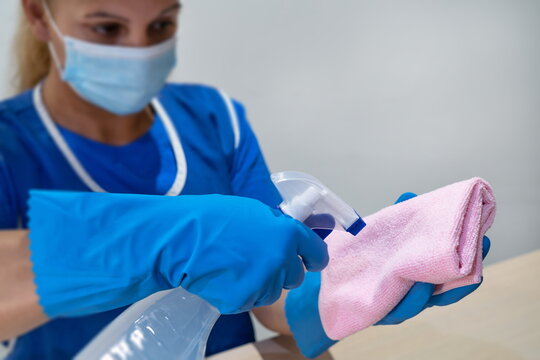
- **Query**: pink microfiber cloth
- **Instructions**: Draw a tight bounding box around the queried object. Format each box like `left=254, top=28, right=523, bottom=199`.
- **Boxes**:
left=319, top=177, right=496, bottom=340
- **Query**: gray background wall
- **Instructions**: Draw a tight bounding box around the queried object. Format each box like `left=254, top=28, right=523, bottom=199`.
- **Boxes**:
left=1, top=0, right=539, bottom=349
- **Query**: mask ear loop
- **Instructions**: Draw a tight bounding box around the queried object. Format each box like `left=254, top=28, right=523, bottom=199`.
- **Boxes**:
left=41, top=0, right=65, bottom=73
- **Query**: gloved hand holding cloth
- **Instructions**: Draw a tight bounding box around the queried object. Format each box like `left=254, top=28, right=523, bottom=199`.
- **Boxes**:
left=286, top=177, right=496, bottom=357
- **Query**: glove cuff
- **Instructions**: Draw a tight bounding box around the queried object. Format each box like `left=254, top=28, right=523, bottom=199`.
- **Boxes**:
left=285, top=271, right=337, bottom=358
left=27, top=190, right=167, bottom=317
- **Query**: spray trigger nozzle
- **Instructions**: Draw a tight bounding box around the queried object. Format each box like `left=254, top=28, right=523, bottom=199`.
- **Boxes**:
left=271, top=171, right=365, bottom=236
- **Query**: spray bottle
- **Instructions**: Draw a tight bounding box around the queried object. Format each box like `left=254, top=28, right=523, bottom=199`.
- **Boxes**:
left=76, top=171, right=364, bottom=360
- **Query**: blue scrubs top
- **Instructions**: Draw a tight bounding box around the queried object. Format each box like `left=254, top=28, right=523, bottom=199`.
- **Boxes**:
left=0, top=83, right=283, bottom=359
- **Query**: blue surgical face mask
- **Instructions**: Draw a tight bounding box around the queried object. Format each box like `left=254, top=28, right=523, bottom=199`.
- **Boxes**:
left=43, top=3, right=177, bottom=115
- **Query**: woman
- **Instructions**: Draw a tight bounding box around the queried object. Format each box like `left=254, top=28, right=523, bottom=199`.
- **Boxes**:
left=0, top=0, right=491, bottom=358
left=0, top=0, right=327, bottom=358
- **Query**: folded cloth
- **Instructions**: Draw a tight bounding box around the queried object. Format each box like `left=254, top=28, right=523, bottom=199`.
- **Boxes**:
left=319, top=177, right=496, bottom=340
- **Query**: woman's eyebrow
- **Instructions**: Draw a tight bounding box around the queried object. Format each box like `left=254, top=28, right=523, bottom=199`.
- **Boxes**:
left=84, top=12, right=129, bottom=22
left=159, top=2, right=182, bottom=16
left=84, top=2, right=181, bottom=22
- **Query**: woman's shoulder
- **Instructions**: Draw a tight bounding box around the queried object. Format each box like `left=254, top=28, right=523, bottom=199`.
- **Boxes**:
left=159, top=82, right=244, bottom=153
left=161, top=82, right=221, bottom=98
left=160, top=82, right=243, bottom=109
left=0, top=88, right=35, bottom=119
left=0, top=89, right=39, bottom=154
left=0, top=88, right=36, bottom=136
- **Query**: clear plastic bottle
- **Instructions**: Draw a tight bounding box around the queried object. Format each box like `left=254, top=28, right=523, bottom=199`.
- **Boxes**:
left=75, top=287, right=219, bottom=360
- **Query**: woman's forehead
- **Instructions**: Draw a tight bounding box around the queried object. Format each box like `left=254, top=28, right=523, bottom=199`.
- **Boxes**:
left=51, top=0, right=181, bottom=19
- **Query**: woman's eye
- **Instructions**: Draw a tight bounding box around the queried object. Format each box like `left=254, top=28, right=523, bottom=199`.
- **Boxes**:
left=150, top=20, right=176, bottom=33
left=92, top=23, right=123, bottom=37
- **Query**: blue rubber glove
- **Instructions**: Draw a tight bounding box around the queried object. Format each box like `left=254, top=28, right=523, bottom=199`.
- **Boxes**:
left=285, top=192, right=491, bottom=358
left=28, top=190, right=328, bottom=317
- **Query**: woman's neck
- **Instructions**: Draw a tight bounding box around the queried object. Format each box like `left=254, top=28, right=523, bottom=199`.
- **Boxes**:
left=41, top=68, right=153, bottom=146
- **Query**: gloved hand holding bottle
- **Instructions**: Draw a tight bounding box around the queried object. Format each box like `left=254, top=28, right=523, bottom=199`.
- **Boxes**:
left=27, top=190, right=329, bottom=318
left=284, top=192, right=492, bottom=358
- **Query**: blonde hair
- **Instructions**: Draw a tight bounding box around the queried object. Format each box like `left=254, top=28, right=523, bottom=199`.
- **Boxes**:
left=13, top=1, right=52, bottom=93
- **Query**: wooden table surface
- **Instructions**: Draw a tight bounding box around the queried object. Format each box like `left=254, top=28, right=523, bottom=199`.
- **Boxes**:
left=209, top=250, right=540, bottom=360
